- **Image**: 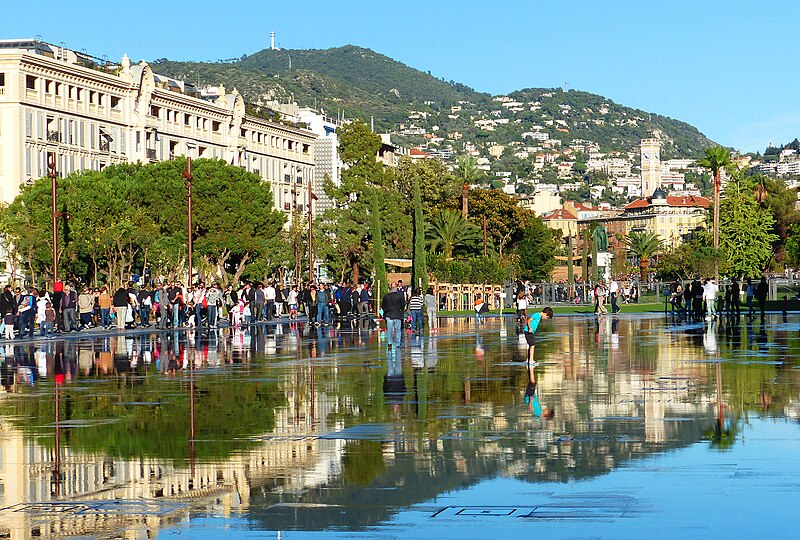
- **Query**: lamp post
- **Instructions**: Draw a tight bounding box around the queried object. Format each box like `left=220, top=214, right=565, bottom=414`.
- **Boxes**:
left=48, top=152, right=58, bottom=285
left=182, top=158, right=193, bottom=286
left=308, top=174, right=317, bottom=282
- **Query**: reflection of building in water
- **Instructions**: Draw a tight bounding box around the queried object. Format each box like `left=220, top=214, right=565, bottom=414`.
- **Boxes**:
left=0, top=340, right=343, bottom=540
left=0, top=388, right=344, bottom=540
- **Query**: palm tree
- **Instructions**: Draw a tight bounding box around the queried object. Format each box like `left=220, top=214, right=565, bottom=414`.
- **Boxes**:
left=751, top=173, right=769, bottom=204
left=456, top=155, right=480, bottom=219
left=625, top=231, right=664, bottom=282
left=426, top=209, right=482, bottom=259
left=696, top=146, right=733, bottom=280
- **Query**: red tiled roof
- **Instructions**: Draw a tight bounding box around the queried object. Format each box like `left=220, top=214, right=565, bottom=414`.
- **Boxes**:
left=624, top=199, right=650, bottom=210
left=624, top=195, right=711, bottom=210
left=409, top=147, right=429, bottom=156
left=541, top=209, right=577, bottom=220
left=666, top=195, right=711, bottom=207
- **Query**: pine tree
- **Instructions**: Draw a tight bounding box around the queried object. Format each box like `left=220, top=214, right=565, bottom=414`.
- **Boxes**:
left=412, top=178, right=428, bottom=292
left=371, top=190, right=388, bottom=299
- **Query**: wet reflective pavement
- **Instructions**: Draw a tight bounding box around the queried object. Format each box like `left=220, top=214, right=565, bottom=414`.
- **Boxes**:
left=1, top=314, right=799, bottom=539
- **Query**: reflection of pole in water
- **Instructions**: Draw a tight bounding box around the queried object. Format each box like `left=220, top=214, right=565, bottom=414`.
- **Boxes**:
left=189, top=353, right=196, bottom=480
left=715, top=355, right=724, bottom=433
left=51, top=379, right=62, bottom=497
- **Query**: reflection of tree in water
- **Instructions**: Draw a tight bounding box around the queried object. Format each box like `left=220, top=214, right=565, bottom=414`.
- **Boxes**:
left=1, top=372, right=285, bottom=464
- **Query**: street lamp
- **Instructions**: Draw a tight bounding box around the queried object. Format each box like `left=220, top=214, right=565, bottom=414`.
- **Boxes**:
left=308, top=173, right=317, bottom=282
left=182, top=158, right=193, bottom=286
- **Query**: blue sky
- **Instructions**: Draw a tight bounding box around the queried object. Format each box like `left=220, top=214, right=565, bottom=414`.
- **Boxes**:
left=6, top=0, right=798, bottom=152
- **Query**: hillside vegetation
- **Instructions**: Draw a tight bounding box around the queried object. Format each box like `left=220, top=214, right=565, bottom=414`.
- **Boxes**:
left=152, top=45, right=714, bottom=159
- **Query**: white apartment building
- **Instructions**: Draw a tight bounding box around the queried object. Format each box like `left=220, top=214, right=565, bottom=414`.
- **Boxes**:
left=297, top=107, right=342, bottom=216
left=0, top=40, right=316, bottom=224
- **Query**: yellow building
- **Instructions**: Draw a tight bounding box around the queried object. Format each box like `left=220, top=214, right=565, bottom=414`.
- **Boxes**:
left=623, top=187, right=710, bottom=247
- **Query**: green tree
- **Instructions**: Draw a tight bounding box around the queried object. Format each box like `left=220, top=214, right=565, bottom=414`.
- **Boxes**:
left=625, top=231, right=664, bottom=282
left=394, top=157, right=459, bottom=215
left=467, top=189, right=535, bottom=258
left=456, top=155, right=480, bottom=218
left=719, top=184, right=777, bottom=277
left=322, top=119, right=410, bottom=283
left=371, top=190, right=388, bottom=298
left=412, top=178, right=428, bottom=292
left=426, top=209, right=482, bottom=259
left=515, top=220, right=558, bottom=281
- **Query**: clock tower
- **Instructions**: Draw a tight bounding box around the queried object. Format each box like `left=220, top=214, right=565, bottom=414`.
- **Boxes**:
left=640, top=138, right=661, bottom=197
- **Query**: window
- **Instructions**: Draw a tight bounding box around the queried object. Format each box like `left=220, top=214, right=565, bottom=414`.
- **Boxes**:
left=184, top=114, right=191, bottom=126
left=26, top=75, right=36, bottom=90
left=111, top=96, right=121, bottom=110
left=150, top=105, right=160, bottom=117
left=212, top=120, right=221, bottom=132
left=0, top=73, right=5, bottom=86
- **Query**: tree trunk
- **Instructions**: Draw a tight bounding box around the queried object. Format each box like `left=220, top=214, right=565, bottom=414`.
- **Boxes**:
left=640, top=258, right=649, bottom=283
left=713, top=170, right=720, bottom=282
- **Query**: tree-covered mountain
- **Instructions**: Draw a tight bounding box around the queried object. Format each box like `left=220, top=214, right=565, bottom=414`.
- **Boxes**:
left=151, top=45, right=715, bottom=159
left=152, top=45, right=484, bottom=130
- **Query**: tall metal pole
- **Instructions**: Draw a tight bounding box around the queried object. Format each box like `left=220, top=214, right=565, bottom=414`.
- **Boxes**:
left=183, top=158, right=193, bottom=286
left=308, top=176, right=313, bottom=283
left=48, top=152, right=58, bottom=285
left=293, top=188, right=300, bottom=288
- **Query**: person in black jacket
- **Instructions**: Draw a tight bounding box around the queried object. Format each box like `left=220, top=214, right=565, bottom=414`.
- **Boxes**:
left=382, top=283, right=406, bottom=349
left=112, top=287, right=129, bottom=330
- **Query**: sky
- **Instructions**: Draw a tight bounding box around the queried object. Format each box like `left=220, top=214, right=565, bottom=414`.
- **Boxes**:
left=6, top=0, right=799, bottom=152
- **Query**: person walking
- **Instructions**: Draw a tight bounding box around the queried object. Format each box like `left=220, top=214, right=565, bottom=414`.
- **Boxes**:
left=703, top=278, right=719, bottom=320
left=60, top=284, right=79, bottom=332
left=382, top=283, right=406, bottom=349
left=609, top=278, right=620, bottom=314
left=407, top=287, right=424, bottom=334
left=112, top=286, right=129, bottom=331
left=97, top=287, right=112, bottom=329
left=264, top=281, right=276, bottom=321
left=205, top=283, right=221, bottom=327
left=156, top=284, right=171, bottom=329
left=594, top=279, right=608, bottom=315
left=424, top=287, right=438, bottom=332
left=16, top=287, right=36, bottom=338
left=316, top=284, right=331, bottom=326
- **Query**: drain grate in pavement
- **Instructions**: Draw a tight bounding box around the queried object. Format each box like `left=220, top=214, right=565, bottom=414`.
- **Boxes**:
left=3, top=499, right=187, bottom=516
left=430, top=494, right=640, bottom=522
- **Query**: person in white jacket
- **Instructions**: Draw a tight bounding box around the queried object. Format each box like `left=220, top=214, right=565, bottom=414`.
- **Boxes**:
left=703, top=278, right=719, bottom=320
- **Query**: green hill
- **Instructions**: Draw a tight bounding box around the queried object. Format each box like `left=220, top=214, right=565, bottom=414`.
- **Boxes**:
left=151, top=46, right=714, bottom=159
left=152, top=45, right=485, bottom=130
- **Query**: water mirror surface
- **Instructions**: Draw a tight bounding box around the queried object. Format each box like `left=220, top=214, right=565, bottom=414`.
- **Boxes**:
left=1, top=314, right=799, bottom=539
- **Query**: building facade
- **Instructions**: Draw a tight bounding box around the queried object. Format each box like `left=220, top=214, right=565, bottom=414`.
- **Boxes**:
left=0, top=40, right=316, bottom=225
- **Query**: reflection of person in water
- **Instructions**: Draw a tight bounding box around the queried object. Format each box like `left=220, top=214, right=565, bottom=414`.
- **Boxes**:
left=383, top=351, right=406, bottom=411
left=523, top=362, right=554, bottom=419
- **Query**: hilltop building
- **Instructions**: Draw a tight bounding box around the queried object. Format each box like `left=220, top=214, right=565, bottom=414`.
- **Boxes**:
left=0, top=39, right=316, bottom=225
left=640, top=137, right=661, bottom=197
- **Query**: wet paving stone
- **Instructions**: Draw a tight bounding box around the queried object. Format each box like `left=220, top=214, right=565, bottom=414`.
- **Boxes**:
left=0, top=313, right=799, bottom=538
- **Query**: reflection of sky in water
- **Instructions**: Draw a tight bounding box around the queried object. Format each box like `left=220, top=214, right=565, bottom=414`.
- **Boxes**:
left=0, top=313, right=798, bottom=538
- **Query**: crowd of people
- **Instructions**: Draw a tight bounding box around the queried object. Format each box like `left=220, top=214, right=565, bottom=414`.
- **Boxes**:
left=0, top=279, right=389, bottom=340
left=669, top=276, right=771, bottom=321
